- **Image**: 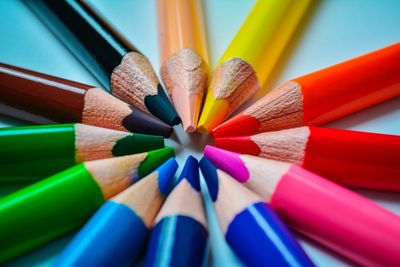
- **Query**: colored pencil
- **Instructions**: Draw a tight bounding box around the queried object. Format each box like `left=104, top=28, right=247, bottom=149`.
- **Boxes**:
left=197, top=0, right=311, bottom=133
left=158, top=0, right=209, bottom=132
left=0, top=147, right=174, bottom=263
left=199, top=157, right=315, bottom=267
left=214, top=126, right=400, bottom=192
left=54, top=158, right=178, bottom=267
left=0, top=123, right=165, bottom=183
left=204, top=146, right=400, bottom=267
left=24, top=0, right=180, bottom=126
left=0, top=62, right=172, bottom=137
left=212, top=42, right=400, bottom=137
left=145, top=156, right=208, bottom=267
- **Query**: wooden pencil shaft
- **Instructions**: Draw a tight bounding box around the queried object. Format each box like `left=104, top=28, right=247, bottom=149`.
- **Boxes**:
left=24, top=0, right=137, bottom=89
left=0, top=62, right=88, bottom=122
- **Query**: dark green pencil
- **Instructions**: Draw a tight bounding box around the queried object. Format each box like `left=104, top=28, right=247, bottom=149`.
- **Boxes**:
left=0, top=123, right=164, bottom=183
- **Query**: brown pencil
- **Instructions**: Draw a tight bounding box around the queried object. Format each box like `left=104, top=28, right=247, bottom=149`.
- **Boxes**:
left=0, top=62, right=172, bottom=137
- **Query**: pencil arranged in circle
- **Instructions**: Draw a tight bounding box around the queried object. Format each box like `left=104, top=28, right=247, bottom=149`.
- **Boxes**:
left=214, top=126, right=400, bottom=192
left=198, top=0, right=311, bottom=133
left=212, top=42, right=400, bottom=137
left=0, top=62, right=172, bottom=137
left=204, top=146, right=400, bottom=267
left=145, top=156, right=208, bottom=267
left=0, top=147, right=174, bottom=263
left=23, top=0, right=180, bottom=126
left=158, top=0, right=209, bottom=132
left=199, top=157, right=315, bottom=267
left=0, top=123, right=165, bottom=183
left=54, top=158, right=178, bottom=267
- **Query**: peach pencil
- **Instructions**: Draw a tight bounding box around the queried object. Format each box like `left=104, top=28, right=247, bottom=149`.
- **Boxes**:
left=158, top=0, right=209, bottom=132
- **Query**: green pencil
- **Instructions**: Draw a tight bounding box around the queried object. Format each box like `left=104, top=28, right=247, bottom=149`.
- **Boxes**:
left=0, top=123, right=164, bottom=183
left=0, top=147, right=174, bottom=263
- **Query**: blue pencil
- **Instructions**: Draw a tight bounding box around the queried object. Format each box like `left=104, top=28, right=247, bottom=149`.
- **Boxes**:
left=199, top=158, right=314, bottom=267
left=145, top=156, right=208, bottom=267
left=53, top=158, right=179, bottom=267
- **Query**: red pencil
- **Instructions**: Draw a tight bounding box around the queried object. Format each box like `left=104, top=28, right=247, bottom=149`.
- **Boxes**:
left=212, top=43, right=400, bottom=137
left=214, top=126, right=400, bottom=192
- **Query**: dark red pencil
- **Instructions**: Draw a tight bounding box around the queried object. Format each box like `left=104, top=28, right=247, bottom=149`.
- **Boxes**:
left=0, top=62, right=172, bottom=137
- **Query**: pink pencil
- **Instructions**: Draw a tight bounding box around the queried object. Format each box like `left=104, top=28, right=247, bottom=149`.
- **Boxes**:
left=204, top=145, right=400, bottom=267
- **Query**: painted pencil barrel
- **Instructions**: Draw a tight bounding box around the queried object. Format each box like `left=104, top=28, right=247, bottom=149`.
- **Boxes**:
left=0, top=124, right=75, bottom=183
left=0, top=164, right=105, bottom=263
left=297, top=42, right=400, bottom=125
left=226, top=202, right=314, bottom=267
left=270, top=165, right=400, bottom=267
left=145, top=215, right=208, bottom=267
left=53, top=201, right=148, bottom=267
left=0, top=62, right=87, bottom=122
left=158, top=0, right=209, bottom=64
left=219, top=0, right=311, bottom=87
left=304, top=127, right=400, bottom=191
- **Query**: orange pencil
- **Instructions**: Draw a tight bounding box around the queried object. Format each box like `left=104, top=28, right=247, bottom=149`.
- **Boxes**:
left=158, top=0, right=209, bottom=132
left=212, top=43, right=400, bottom=137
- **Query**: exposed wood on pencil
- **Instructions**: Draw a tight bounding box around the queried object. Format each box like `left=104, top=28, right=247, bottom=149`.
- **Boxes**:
left=161, top=48, right=208, bottom=132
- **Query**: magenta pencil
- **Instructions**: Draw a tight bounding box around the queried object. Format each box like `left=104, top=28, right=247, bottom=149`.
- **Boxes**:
left=204, top=145, right=400, bottom=267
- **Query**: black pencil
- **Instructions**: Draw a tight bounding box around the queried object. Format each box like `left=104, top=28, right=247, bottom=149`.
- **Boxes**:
left=23, top=0, right=180, bottom=126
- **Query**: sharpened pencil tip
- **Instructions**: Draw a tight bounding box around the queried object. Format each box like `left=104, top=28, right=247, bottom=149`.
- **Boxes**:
left=112, top=133, right=164, bottom=156
left=178, top=156, right=200, bottom=191
left=156, top=158, right=178, bottom=196
left=199, top=157, right=218, bottom=201
left=204, top=145, right=249, bottom=183
left=138, top=147, right=175, bottom=178
left=123, top=107, right=173, bottom=137
left=145, top=84, right=181, bottom=126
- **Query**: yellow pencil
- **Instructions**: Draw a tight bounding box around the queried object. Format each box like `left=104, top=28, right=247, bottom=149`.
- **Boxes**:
left=197, top=0, right=311, bottom=133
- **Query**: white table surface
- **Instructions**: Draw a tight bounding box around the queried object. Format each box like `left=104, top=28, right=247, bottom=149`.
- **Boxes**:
left=0, top=0, right=399, bottom=266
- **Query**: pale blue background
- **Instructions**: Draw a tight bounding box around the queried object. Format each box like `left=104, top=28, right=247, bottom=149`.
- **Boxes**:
left=0, top=0, right=399, bottom=266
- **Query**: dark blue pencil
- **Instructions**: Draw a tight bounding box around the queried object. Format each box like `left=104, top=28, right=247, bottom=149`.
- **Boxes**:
left=53, top=158, right=178, bottom=267
left=145, top=156, right=208, bottom=267
left=199, top=157, right=314, bottom=267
